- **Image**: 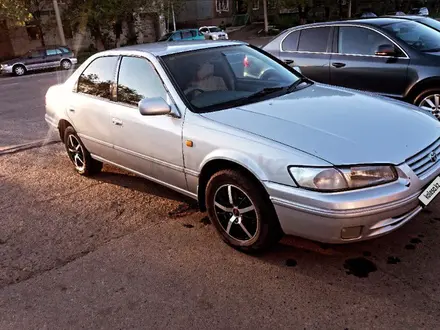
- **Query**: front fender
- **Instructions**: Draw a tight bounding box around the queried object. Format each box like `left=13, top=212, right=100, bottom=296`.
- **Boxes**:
left=199, top=148, right=270, bottom=182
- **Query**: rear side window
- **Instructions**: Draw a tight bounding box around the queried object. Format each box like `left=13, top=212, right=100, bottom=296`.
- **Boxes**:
left=77, top=56, right=118, bottom=99
left=298, top=27, right=331, bottom=52
left=59, top=47, right=71, bottom=53
left=182, top=31, right=192, bottom=39
left=117, top=56, right=167, bottom=106
left=282, top=30, right=300, bottom=51
left=46, top=49, right=62, bottom=55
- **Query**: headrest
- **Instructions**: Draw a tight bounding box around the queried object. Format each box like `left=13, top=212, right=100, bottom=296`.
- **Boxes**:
left=197, top=63, right=214, bottom=80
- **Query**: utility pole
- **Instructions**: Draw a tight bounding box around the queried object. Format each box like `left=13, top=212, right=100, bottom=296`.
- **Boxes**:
left=263, top=0, right=268, bottom=34
left=171, top=2, right=176, bottom=31
left=53, top=0, right=66, bottom=45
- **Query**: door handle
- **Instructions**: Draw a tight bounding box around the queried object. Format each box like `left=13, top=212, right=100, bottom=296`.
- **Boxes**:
left=332, top=62, right=346, bottom=68
left=283, top=59, right=294, bottom=65
left=68, top=108, right=75, bottom=113
left=112, top=118, right=123, bottom=126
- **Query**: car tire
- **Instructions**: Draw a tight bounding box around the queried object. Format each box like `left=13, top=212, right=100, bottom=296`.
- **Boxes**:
left=61, top=59, right=72, bottom=70
left=205, top=169, right=283, bottom=252
left=63, top=126, right=103, bottom=176
left=13, top=65, right=26, bottom=76
left=413, top=88, right=440, bottom=120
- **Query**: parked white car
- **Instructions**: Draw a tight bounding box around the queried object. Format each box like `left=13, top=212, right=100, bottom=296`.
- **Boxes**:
left=199, top=26, right=229, bottom=40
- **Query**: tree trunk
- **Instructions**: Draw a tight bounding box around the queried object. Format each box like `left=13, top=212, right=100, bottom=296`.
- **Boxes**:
left=348, top=0, right=352, bottom=18
left=37, top=23, right=45, bottom=47
left=263, top=0, right=268, bottom=33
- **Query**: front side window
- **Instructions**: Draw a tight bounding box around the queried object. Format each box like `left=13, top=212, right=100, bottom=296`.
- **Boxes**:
left=117, top=57, right=167, bottom=106
left=282, top=30, right=300, bottom=51
left=161, top=45, right=302, bottom=112
left=77, top=56, right=118, bottom=99
left=338, top=27, right=391, bottom=56
left=298, top=27, right=331, bottom=53
left=28, top=50, right=43, bottom=58
left=200, top=28, right=208, bottom=33
left=381, top=20, right=440, bottom=52
left=172, top=32, right=182, bottom=40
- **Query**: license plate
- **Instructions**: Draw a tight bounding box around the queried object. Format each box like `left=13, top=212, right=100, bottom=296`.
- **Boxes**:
left=419, top=176, right=440, bottom=206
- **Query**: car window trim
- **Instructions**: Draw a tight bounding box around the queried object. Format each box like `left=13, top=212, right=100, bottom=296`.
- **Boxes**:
left=115, top=54, right=172, bottom=109
left=75, top=55, right=119, bottom=101
left=279, top=24, right=410, bottom=59
left=335, top=25, right=409, bottom=59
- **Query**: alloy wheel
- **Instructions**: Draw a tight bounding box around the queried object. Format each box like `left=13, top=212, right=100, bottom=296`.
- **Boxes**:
left=62, top=61, right=72, bottom=70
left=15, top=66, right=25, bottom=76
left=213, top=184, right=259, bottom=244
left=419, top=94, right=440, bottom=119
left=66, top=134, right=85, bottom=171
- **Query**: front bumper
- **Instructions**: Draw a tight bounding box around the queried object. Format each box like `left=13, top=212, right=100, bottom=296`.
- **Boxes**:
left=266, top=162, right=440, bottom=243
left=0, top=65, right=13, bottom=74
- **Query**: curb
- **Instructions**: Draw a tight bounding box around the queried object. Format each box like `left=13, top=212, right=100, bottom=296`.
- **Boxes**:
left=0, top=140, right=60, bottom=156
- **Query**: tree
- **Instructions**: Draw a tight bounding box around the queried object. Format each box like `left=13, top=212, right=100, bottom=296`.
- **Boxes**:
left=0, top=0, right=31, bottom=23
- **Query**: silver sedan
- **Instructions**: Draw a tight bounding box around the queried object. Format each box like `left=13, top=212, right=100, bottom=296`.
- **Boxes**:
left=45, top=41, right=440, bottom=252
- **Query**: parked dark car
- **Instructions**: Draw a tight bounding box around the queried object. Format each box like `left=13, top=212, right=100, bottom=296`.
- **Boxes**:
left=263, top=18, right=440, bottom=119
left=0, top=46, right=77, bottom=76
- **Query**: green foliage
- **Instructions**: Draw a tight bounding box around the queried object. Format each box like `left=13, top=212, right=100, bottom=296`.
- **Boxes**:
left=0, top=0, right=32, bottom=24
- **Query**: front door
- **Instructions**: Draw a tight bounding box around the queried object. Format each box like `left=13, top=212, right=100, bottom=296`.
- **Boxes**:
left=110, top=56, right=186, bottom=190
left=25, top=50, right=46, bottom=70
left=67, top=56, right=118, bottom=160
left=329, top=26, right=409, bottom=98
left=278, top=26, right=333, bottom=84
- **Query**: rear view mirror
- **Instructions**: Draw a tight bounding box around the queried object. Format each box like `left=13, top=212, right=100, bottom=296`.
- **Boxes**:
left=375, top=44, right=396, bottom=57
left=138, top=97, right=171, bottom=116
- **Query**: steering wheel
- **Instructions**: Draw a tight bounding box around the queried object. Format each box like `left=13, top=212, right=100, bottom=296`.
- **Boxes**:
left=260, top=69, right=280, bottom=81
left=185, top=87, right=205, bottom=100
left=411, top=40, right=424, bottom=49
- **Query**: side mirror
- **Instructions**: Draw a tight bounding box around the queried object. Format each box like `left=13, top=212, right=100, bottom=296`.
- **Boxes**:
left=138, top=97, right=171, bottom=116
left=375, top=44, right=396, bottom=57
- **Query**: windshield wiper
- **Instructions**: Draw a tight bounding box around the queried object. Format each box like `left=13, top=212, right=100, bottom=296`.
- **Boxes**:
left=245, top=86, right=285, bottom=99
left=286, top=77, right=312, bottom=92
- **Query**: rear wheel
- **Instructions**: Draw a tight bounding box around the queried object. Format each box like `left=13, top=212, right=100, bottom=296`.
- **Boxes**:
left=13, top=65, right=26, bottom=76
left=205, top=169, right=282, bottom=252
left=414, top=89, right=440, bottom=120
left=61, top=59, right=72, bottom=70
left=64, top=126, right=103, bottom=176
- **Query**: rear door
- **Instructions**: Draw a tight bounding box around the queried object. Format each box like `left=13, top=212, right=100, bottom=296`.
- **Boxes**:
left=278, top=26, right=333, bottom=83
left=181, top=30, right=193, bottom=40
left=67, top=56, right=118, bottom=160
left=329, top=25, right=409, bottom=97
left=45, top=48, right=62, bottom=68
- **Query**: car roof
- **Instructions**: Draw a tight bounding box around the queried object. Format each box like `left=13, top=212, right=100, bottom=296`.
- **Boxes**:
left=289, top=17, right=412, bottom=29
left=106, top=40, right=245, bottom=56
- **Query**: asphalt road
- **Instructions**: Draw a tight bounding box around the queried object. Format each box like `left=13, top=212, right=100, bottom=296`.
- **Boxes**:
left=0, top=70, right=70, bottom=149
left=1, top=144, right=440, bottom=329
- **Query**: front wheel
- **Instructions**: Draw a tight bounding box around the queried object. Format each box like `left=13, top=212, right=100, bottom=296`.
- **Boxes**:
left=64, top=126, right=103, bottom=176
left=61, top=59, right=72, bottom=70
left=414, top=89, right=440, bottom=120
left=205, top=169, right=282, bottom=252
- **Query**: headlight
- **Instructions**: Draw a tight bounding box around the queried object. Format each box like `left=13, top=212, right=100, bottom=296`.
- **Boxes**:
left=212, top=35, right=218, bottom=40
left=289, top=165, right=397, bottom=192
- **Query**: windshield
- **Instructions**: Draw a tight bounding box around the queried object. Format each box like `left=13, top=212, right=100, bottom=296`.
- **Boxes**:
left=161, top=45, right=302, bottom=112
left=209, top=27, right=222, bottom=33
left=158, top=33, right=172, bottom=42
left=382, top=20, right=440, bottom=52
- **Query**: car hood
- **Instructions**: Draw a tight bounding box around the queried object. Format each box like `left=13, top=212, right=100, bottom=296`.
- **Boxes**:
left=1, top=57, right=22, bottom=65
left=201, top=84, right=440, bottom=165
